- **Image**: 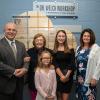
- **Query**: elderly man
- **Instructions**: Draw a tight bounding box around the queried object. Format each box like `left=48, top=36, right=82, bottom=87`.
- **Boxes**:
left=0, top=22, right=29, bottom=100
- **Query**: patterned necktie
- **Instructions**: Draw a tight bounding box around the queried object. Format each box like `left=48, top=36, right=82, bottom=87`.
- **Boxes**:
left=11, top=41, right=17, bottom=60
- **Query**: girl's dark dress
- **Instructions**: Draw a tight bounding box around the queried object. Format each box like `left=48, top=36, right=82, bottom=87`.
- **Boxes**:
left=53, top=49, right=75, bottom=93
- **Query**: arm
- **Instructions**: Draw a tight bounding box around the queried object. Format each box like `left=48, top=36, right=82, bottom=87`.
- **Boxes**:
left=52, top=55, right=64, bottom=78
left=23, top=56, right=30, bottom=71
left=93, top=50, right=100, bottom=80
left=52, top=52, right=68, bottom=83
left=91, top=50, right=100, bottom=86
left=35, top=70, right=48, bottom=98
left=65, top=70, right=72, bottom=78
left=22, top=44, right=30, bottom=70
left=0, top=62, right=15, bottom=78
left=56, top=67, right=64, bottom=78
left=56, top=67, right=68, bottom=83
left=14, top=43, right=30, bottom=77
left=51, top=70, right=57, bottom=97
left=65, top=49, right=76, bottom=80
left=24, top=57, right=30, bottom=62
left=0, top=54, right=15, bottom=78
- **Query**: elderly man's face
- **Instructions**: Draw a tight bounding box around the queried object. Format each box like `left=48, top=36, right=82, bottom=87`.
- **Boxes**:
left=4, top=23, right=17, bottom=41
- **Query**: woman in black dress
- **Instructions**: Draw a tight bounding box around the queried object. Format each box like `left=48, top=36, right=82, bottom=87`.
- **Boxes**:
left=53, top=30, right=75, bottom=100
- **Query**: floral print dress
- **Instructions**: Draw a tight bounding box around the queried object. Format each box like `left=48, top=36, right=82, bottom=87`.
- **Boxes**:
left=76, top=48, right=97, bottom=100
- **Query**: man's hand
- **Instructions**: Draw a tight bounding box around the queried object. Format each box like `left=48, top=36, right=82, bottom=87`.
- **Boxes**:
left=24, top=57, right=30, bottom=62
left=14, top=68, right=28, bottom=77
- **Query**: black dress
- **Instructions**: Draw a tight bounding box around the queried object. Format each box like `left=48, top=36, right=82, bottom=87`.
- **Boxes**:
left=53, top=49, right=75, bottom=93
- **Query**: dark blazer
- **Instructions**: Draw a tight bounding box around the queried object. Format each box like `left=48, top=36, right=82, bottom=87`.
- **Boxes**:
left=27, top=47, right=53, bottom=91
left=0, top=37, right=29, bottom=94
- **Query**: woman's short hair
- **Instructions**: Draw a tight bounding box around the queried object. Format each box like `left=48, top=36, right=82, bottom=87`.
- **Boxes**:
left=32, top=33, right=46, bottom=47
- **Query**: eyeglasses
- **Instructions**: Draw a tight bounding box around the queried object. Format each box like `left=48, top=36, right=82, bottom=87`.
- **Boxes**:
left=42, top=57, right=51, bottom=59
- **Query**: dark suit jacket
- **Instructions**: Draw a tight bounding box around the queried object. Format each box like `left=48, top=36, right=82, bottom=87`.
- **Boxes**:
left=0, top=37, right=29, bottom=94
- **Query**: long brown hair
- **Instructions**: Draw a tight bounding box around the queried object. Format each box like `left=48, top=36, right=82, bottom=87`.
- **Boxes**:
left=53, top=30, right=69, bottom=53
left=80, top=28, right=95, bottom=48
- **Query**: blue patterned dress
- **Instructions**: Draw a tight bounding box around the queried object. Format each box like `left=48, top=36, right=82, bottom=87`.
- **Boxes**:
left=76, top=48, right=97, bottom=100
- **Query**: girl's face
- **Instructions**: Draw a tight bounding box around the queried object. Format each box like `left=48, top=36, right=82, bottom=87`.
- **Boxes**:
left=57, top=31, right=66, bottom=44
left=35, top=36, right=44, bottom=49
left=41, top=53, right=51, bottom=66
left=82, top=32, right=90, bottom=45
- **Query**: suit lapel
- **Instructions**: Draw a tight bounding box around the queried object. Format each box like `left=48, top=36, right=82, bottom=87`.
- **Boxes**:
left=15, top=41, right=21, bottom=62
left=2, top=38, right=16, bottom=62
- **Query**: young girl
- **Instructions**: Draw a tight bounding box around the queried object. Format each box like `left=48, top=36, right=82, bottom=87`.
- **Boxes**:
left=35, top=50, right=57, bottom=100
left=53, top=30, right=75, bottom=100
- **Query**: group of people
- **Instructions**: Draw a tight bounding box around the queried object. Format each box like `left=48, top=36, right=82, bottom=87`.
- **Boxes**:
left=0, top=22, right=100, bottom=100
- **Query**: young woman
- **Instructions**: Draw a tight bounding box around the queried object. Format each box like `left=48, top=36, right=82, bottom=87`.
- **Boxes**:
left=53, top=30, right=75, bottom=100
left=27, top=34, right=52, bottom=100
left=75, top=28, right=100, bottom=100
left=35, top=50, right=56, bottom=100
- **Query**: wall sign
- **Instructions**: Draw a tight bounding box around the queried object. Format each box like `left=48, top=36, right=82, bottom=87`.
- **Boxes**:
left=33, top=1, right=78, bottom=17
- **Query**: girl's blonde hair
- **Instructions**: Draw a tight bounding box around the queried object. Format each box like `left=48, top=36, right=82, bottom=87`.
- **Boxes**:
left=36, top=50, right=52, bottom=69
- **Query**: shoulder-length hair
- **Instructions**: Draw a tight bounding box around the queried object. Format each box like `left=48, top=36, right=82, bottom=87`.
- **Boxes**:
left=53, top=30, right=69, bottom=53
left=80, top=28, right=95, bottom=48
left=32, top=33, right=46, bottom=47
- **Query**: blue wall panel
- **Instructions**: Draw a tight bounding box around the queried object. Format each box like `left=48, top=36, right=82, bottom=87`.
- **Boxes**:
left=0, top=0, right=100, bottom=42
